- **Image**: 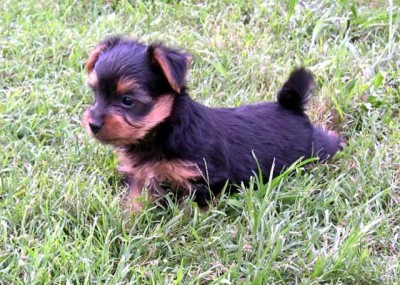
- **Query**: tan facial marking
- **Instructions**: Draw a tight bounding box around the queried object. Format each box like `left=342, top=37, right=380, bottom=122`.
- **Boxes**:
left=83, top=95, right=174, bottom=145
left=96, top=114, right=136, bottom=145
left=116, top=78, right=139, bottom=95
left=138, top=94, right=174, bottom=134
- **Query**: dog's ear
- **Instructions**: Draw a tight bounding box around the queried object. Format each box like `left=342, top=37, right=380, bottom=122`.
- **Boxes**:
left=85, top=37, right=122, bottom=74
left=148, top=44, right=193, bottom=93
left=86, top=44, right=108, bottom=74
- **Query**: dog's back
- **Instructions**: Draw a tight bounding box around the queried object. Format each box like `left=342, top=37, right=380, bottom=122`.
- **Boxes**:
left=183, top=68, right=343, bottom=184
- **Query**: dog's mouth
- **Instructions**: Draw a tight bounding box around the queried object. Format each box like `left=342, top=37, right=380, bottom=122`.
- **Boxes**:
left=82, top=109, right=140, bottom=146
left=94, top=136, right=117, bottom=144
left=94, top=136, right=136, bottom=146
left=89, top=124, right=140, bottom=146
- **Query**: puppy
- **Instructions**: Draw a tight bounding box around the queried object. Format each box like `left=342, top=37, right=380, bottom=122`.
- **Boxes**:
left=82, top=37, right=343, bottom=211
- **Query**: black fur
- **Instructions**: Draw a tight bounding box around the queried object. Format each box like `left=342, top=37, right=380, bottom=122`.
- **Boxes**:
left=277, top=68, right=314, bottom=111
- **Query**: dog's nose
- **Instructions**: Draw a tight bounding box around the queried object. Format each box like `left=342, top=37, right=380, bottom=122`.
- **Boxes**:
left=89, top=122, right=103, bottom=134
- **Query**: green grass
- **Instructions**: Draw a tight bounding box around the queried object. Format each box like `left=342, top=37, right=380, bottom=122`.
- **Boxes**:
left=1, top=0, right=399, bottom=283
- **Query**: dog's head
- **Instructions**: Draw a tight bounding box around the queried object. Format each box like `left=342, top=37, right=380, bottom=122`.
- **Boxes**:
left=82, top=37, right=192, bottom=146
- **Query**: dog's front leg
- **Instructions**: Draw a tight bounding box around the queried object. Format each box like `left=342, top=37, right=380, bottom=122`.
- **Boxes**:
left=123, top=176, right=145, bottom=213
left=191, top=183, right=215, bottom=209
left=148, top=179, right=167, bottom=200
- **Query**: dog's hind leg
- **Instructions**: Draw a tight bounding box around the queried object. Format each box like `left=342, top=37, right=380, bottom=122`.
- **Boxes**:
left=312, top=127, right=344, bottom=161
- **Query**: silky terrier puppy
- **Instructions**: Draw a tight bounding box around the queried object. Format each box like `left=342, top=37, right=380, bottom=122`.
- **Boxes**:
left=82, top=37, right=343, bottom=212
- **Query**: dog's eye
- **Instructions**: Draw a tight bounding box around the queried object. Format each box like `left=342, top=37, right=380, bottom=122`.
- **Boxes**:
left=122, top=96, right=134, bottom=107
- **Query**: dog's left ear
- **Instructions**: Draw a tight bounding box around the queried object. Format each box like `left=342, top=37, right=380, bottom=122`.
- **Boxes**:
left=148, top=44, right=193, bottom=93
left=85, top=37, right=123, bottom=74
left=86, top=44, right=108, bottom=74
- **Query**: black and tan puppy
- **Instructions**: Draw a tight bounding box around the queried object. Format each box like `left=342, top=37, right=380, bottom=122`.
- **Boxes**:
left=82, top=37, right=343, bottom=212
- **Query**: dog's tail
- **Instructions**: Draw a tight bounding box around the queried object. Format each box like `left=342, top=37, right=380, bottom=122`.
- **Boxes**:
left=277, top=68, right=315, bottom=111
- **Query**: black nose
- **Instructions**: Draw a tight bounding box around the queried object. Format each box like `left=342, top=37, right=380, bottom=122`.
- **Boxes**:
left=89, top=122, right=103, bottom=134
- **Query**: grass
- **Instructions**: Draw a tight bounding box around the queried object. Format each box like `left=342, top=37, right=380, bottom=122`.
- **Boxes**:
left=0, top=0, right=399, bottom=283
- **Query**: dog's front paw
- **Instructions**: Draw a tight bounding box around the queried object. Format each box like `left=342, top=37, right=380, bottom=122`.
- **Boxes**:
left=122, top=196, right=143, bottom=213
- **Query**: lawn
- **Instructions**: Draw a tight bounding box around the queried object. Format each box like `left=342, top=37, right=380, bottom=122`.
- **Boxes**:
left=1, top=0, right=399, bottom=284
